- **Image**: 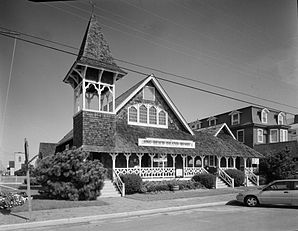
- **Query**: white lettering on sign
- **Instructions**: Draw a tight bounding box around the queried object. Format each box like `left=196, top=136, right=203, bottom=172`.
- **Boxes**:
left=138, top=138, right=195, bottom=149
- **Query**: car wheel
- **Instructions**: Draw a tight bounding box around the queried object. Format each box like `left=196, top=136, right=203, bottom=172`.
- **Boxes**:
left=244, top=196, right=259, bottom=207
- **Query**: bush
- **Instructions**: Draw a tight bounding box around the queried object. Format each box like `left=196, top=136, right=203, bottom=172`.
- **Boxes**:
left=24, top=177, right=39, bottom=186
left=15, top=164, right=35, bottom=176
left=192, top=173, right=216, bottom=189
left=120, top=173, right=143, bottom=194
left=0, top=192, right=28, bottom=210
left=224, top=169, right=245, bottom=187
left=35, top=149, right=106, bottom=200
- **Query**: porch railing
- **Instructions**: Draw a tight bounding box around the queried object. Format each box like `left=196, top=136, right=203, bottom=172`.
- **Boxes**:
left=115, top=167, right=175, bottom=179
left=113, top=170, right=125, bottom=197
left=218, top=168, right=234, bottom=188
left=184, top=167, right=208, bottom=177
left=245, top=168, right=259, bottom=186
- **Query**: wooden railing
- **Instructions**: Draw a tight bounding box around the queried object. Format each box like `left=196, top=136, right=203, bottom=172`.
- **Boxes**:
left=113, top=170, right=125, bottom=197
left=184, top=167, right=208, bottom=177
left=218, top=168, right=234, bottom=188
left=245, top=168, right=259, bottom=186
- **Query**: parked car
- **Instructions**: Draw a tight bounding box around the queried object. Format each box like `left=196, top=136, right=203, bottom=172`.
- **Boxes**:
left=236, top=179, right=298, bottom=207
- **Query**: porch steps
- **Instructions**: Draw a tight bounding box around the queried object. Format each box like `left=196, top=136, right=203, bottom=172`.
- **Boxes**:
left=216, top=177, right=229, bottom=189
left=246, top=178, right=257, bottom=187
left=98, top=180, right=121, bottom=198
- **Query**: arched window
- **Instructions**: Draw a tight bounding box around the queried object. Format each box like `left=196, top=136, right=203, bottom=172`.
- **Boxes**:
left=158, top=110, right=166, bottom=125
left=139, top=105, right=147, bottom=123
left=261, top=108, right=269, bottom=124
left=278, top=112, right=285, bottom=125
left=128, top=106, right=137, bottom=122
left=149, top=106, right=157, bottom=124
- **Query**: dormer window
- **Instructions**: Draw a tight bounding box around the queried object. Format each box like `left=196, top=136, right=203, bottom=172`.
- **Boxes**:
left=143, top=86, right=155, bottom=101
left=261, top=108, right=269, bottom=124
left=278, top=112, right=285, bottom=125
left=229, top=111, right=241, bottom=125
left=128, top=104, right=167, bottom=128
left=208, top=117, right=217, bottom=126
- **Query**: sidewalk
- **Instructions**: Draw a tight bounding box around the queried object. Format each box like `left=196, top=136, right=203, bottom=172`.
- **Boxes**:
left=0, top=188, right=240, bottom=230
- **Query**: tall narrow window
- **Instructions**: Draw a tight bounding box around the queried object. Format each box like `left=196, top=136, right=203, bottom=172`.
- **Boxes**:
left=149, top=106, right=157, bottom=124
left=261, top=108, right=269, bottom=124
left=278, top=112, right=285, bottom=125
left=270, top=129, right=278, bottom=143
left=237, top=130, right=244, bottom=143
left=231, top=113, right=240, bottom=125
left=158, top=110, right=166, bottom=125
left=128, top=106, right=137, bottom=122
left=139, top=105, right=147, bottom=123
left=257, top=129, right=264, bottom=143
left=280, top=129, right=288, bottom=142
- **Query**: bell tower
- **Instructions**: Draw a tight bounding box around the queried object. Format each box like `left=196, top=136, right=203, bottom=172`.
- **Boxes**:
left=63, top=15, right=127, bottom=149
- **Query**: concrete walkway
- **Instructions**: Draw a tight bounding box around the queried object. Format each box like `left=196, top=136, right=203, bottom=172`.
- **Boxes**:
left=0, top=189, right=240, bottom=230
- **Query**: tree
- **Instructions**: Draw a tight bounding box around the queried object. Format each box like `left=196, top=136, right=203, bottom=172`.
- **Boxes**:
left=259, top=149, right=296, bottom=183
left=35, top=149, right=106, bottom=201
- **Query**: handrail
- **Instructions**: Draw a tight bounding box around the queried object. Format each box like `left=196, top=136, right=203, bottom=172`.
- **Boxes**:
left=245, top=168, right=259, bottom=186
left=113, top=170, right=125, bottom=197
left=218, top=168, right=234, bottom=188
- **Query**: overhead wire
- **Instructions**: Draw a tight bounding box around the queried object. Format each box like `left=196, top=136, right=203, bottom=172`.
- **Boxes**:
left=1, top=27, right=298, bottom=111
left=0, top=31, right=297, bottom=116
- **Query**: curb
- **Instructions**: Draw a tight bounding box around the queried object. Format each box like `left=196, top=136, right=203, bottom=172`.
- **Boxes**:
left=0, top=201, right=226, bottom=230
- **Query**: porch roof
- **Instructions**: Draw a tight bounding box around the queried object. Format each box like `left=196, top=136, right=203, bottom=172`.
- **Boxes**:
left=81, top=124, right=263, bottom=158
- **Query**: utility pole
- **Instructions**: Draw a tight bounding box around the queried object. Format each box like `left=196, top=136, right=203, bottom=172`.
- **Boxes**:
left=24, top=138, right=32, bottom=221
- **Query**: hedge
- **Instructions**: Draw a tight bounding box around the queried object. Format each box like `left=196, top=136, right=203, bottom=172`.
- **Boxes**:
left=224, top=169, right=245, bottom=187
left=192, top=173, right=216, bottom=189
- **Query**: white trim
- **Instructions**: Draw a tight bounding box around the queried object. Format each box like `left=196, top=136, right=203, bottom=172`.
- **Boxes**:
left=231, top=112, right=240, bottom=125
left=280, top=129, right=288, bottom=142
left=257, top=128, right=264, bottom=143
left=214, top=123, right=236, bottom=139
left=261, top=108, right=269, bottom=124
left=236, top=129, right=245, bottom=143
left=116, top=75, right=194, bottom=135
left=277, top=112, right=285, bottom=125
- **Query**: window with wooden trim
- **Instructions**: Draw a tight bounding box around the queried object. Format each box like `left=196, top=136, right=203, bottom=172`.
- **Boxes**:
left=270, top=129, right=278, bottom=143
left=208, top=118, right=216, bottom=126
left=280, top=129, right=288, bottom=142
left=139, top=105, right=148, bottom=123
left=261, top=108, right=269, bottom=124
left=257, top=129, right=264, bottom=143
left=127, top=104, right=168, bottom=128
left=231, top=113, right=240, bottom=125
left=149, top=106, right=157, bottom=124
left=237, top=130, right=244, bottom=143
left=278, top=112, right=285, bottom=125
left=128, top=106, right=137, bottom=122
left=143, top=86, right=155, bottom=101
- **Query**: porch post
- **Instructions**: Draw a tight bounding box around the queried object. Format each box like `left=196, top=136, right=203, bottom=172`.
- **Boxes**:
left=243, top=157, right=247, bottom=170
left=161, top=154, right=167, bottom=178
left=192, top=156, right=195, bottom=169
left=181, top=154, right=186, bottom=177
left=217, top=156, right=222, bottom=168
left=124, top=153, right=131, bottom=169
left=109, top=153, right=118, bottom=181
left=232, top=157, right=237, bottom=168
left=201, top=156, right=204, bottom=168
left=171, top=154, right=177, bottom=178
left=225, top=157, right=229, bottom=168
left=137, top=153, right=144, bottom=177
left=149, top=153, right=155, bottom=179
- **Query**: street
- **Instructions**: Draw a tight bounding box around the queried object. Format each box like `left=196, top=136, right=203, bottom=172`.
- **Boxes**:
left=13, top=203, right=298, bottom=231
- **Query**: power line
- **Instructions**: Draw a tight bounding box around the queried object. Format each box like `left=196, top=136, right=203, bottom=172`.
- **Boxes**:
left=1, top=26, right=298, bottom=112
left=0, top=31, right=297, bottom=116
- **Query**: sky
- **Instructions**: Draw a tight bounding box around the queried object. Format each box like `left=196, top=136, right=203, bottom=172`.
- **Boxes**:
left=0, top=0, right=297, bottom=168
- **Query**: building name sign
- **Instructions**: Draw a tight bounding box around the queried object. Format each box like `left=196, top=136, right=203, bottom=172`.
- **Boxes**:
left=138, top=138, right=195, bottom=149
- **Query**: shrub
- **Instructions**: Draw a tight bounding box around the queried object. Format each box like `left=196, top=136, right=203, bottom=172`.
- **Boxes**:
left=0, top=192, right=28, bottom=210
left=35, top=149, right=106, bottom=200
left=192, top=173, right=216, bottom=189
left=24, top=177, right=39, bottom=186
left=120, top=173, right=143, bottom=194
left=224, top=169, right=245, bottom=187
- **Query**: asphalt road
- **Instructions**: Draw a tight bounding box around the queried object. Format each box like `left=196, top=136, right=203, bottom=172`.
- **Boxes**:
left=12, top=202, right=298, bottom=231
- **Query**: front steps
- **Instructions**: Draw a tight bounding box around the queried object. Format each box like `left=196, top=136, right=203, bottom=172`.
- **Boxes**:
left=99, top=180, right=121, bottom=198
left=246, top=178, right=257, bottom=187
left=216, top=177, right=230, bottom=189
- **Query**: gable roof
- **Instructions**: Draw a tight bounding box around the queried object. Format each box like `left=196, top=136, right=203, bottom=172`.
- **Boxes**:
left=197, top=123, right=236, bottom=139
left=76, top=14, right=126, bottom=77
left=57, top=130, right=73, bottom=145
left=115, top=74, right=194, bottom=135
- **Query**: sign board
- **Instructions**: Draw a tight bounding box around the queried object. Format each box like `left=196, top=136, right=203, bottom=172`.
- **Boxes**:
left=138, top=138, right=195, bottom=149
left=252, top=158, right=259, bottom=165
left=176, top=169, right=183, bottom=177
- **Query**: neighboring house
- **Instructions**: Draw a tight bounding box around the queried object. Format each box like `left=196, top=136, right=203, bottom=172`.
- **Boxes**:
left=40, top=15, right=263, bottom=187
left=36, top=142, right=57, bottom=166
left=189, top=106, right=290, bottom=148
